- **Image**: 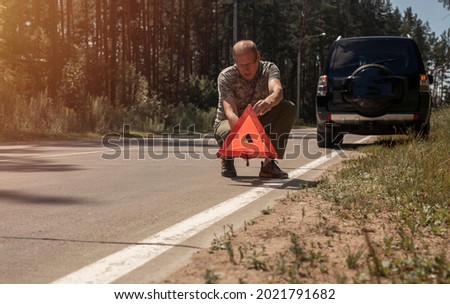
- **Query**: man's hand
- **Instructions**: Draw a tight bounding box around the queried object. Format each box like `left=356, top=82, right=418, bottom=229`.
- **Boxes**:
left=253, top=99, right=273, bottom=116
left=253, top=78, right=283, bottom=116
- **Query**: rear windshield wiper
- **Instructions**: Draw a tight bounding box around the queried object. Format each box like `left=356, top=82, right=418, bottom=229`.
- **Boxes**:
left=372, top=58, right=398, bottom=65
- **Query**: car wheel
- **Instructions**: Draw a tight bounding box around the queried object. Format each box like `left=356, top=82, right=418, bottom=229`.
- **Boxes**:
left=414, top=122, right=430, bottom=139
left=317, top=129, right=329, bottom=148
left=317, top=126, right=343, bottom=148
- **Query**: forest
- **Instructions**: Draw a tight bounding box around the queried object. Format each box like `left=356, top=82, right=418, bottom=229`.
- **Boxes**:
left=0, top=0, right=449, bottom=137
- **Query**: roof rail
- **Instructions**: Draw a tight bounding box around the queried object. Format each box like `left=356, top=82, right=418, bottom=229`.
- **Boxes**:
left=336, top=36, right=342, bottom=41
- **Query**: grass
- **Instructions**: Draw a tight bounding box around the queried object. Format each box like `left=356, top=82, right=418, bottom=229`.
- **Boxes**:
left=203, top=269, right=220, bottom=284
left=0, top=90, right=216, bottom=142
left=317, top=107, right=450, bottom=283
left=198, top=107, right=449, bottom=284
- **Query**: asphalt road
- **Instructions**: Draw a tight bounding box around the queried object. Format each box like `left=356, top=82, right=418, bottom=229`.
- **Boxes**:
left=0, top=129, right=369, bottom=283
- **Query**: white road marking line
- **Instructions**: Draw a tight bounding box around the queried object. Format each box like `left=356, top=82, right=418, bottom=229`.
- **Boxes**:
left=53, top=136, right=372, bottom=284
left=51, top=155, right=326, bottom=283
left=354, top=136, right=374, bottom=144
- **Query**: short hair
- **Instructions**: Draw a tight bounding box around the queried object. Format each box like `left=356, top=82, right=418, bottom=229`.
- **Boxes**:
left=233, top=40, right=259, bottom=58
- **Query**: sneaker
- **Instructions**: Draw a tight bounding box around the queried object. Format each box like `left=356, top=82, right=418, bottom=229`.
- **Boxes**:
left=221, top=158, right=237, bottom=178
left=259, top=160, right=289, bottom=179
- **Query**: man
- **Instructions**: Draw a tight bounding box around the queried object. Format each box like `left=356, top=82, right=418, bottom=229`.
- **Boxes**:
left=214, top=40, right=296, bottom=178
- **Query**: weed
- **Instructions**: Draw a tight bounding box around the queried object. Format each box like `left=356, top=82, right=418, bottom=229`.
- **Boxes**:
left=204, top=269, right=220, bottom=284
left=364, top=230, right=388, bottom=279
left=246, top=245, right=269, bottom=271
left=290, top=234, right=305, bottom=262
left=315, top=214, right=340, bottom=237
left=238, top=244, right=247, bottom=262
left=210, top=225, right=235, bottom=251
left=199, top=109, right=449, bottom=284
left=244, top=219, right=256, bottom=232
left=225, top=241, right=237, bottom=265
left=345, top=246, right=365, bottom=270
left=262, top=206, right=275, bottom=215
left=316, top=107, right=450, bottom=283
left=210, top=234, right=227, bottom=251
left=276, top=253, right=287, bottom=275
left=0, top=90, right=217, bottom=140
left=226, top=224, right=235, bottom=239
left=335, top=273, right=348, bottom=283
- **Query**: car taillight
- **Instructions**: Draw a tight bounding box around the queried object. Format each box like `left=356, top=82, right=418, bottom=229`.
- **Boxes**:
left=419, top=74, right=430, bottom=93
left=317, top=75, right=328, bottom=96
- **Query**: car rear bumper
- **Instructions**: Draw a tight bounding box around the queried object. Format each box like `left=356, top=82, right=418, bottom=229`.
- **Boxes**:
left=329, top=113, right=415, bottom=124
left=321, top=113, right=419, bottom=134
left=316, top=92, right=432, bottom=135
left=316, top=109, right=430, bottom=135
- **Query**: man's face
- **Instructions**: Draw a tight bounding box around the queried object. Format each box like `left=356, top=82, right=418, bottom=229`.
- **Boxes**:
left=235, top=52, right=260, bottom=81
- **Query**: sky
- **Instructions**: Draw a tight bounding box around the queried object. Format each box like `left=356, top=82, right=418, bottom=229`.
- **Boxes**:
left=389, top=0, right=450, bottom=35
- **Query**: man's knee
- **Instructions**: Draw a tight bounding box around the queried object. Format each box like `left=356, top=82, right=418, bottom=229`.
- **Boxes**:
left=268, top=100, right=296, bottom=127
left=277, top=100, right=296, bottom=119
left=214, top=120, right=231, bottom=146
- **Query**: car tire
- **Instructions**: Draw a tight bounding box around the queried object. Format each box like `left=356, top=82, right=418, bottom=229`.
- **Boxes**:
left=317, top=126, right=343, bottom=148
left=414, top=122, right=430, bottom=139
left=317, top=129, right=329, bottom=148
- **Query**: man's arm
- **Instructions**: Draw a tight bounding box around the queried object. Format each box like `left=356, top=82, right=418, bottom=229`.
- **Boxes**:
left=253, top=78, right=284, bottom=116
left=222, top=97, right=240, bottom=129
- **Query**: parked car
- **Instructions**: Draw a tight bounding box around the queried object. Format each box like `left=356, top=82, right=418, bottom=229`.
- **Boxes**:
left=316, top=36, right=433, bottom=147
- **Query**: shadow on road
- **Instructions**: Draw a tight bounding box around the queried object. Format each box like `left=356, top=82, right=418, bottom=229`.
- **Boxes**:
left=229, top=176, right=318, bottom=190
left=0, top=157, right=81, bottom=173
left=0, top=190, right=85, bottom=205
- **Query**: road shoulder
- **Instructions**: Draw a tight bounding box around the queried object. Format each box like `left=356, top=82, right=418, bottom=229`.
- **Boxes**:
left=163, top=151, right=369, bottom=284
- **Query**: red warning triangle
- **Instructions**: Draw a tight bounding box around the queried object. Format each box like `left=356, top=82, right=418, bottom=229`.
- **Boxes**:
left=216, top=104, right=278, bottom=159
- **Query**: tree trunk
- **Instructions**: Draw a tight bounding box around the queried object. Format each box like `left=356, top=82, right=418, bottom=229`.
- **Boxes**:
left=110, top=0, right=118, bottom=106
left=48, top=0, right=59, bottom=100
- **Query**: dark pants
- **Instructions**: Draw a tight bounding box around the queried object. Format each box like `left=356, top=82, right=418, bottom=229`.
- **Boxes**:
left=214, top=100, right=296, bottom=159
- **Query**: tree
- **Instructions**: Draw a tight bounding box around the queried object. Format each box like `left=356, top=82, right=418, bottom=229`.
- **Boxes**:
left=439, top=0, right=450, bottom=9
left=0, top=0, right=448, bottom=133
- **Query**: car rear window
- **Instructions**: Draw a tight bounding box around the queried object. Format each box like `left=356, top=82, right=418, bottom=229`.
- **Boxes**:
left=329, top=39, right=419, bottom=77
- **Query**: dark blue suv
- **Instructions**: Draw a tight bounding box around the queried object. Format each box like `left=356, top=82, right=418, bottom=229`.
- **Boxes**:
left=316, top=36, right=433, bottom=147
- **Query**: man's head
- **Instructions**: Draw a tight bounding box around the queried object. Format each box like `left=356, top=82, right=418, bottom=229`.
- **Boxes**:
left=233, top=40, right=260, bottom=81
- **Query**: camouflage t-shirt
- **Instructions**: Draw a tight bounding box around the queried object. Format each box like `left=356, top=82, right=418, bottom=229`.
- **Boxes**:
left=214, top=61, right=281, bottom=128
